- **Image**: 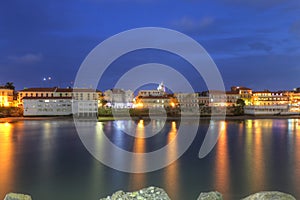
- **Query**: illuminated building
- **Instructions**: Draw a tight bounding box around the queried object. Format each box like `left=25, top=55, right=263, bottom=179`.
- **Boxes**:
left=231, top=86, right=252, bottom=105
left=19, top=87, right=99, bottom=116
left=133, top=82, right=178, bottom=109
left=134, top=95, right=178, bottom=109
left=251, top=90, right=289, bottom=106
left=0, top=87, right=14, bottom=107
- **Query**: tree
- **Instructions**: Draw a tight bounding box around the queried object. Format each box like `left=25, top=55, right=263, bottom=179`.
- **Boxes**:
left=236, top=98, right=245, bottom=107
left=5, top=82, right=15, bottom=90
left=233, top=99, right=245, bottom=115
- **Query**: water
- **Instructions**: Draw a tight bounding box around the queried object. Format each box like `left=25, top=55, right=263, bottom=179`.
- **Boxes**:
left=0, top=118, right=300, bottom=200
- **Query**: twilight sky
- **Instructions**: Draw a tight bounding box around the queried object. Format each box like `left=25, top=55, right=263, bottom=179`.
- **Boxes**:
left=0, top=0, right=300, bottom=91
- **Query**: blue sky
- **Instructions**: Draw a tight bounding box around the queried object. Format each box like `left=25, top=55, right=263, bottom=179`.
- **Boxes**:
left=0, top=0, right=300, bottom=91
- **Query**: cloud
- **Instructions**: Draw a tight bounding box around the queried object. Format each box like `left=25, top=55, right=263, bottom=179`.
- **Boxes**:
left=221, top=0, right=289, bottom=9
left=290, top=20, right=300, bottom=36
left=8, top=53, right=43, bottom=64
left=248, top=42, right=272, bottom=52
left=172, top=16, right=214, bottom=33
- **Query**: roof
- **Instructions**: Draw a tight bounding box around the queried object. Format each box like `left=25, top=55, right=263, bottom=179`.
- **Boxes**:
left=0, top=87, right=14, bottom=90
left=232, top=86, right=252, bottom=90
left=19, top=87, right=97, bottom=93
left=22, top=97, right=72, bottom=100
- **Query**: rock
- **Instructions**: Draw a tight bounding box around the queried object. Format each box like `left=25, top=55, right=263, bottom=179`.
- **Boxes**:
left=242, top=191, right=296, bottom=200
left=99, top=186, right=171, bottom=200
left=4, top=193, right=32, bottom=200
left=197, top=191, right=223, bottom=200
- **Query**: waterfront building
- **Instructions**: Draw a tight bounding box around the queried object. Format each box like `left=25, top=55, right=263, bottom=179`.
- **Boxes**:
left=251, top=90, right=289, bottom=106
left=137, top=82, right=166, bottom=98
left=0, top=87, right=15, bottom=107
left=134, top=95, right=178, bottom=109
left=244, top=105, right=289, bottom=115
left=23, top=97, right=72, bottom=116
left=225, top=91, right=240, bottom=106
left=19, top=87, right=99, bottom=116
left=198, top=96, right=209, bottom=106
left=103, top=89, right=133, bottom=108
left=287, top=91, right=300, bottom=112
left=231, top=86, right=252, bottom=105
left=206, top=90, right=227, bottom=107
left=133, top=82, right=177, bottom=109
left=174, top=93, right=199, bottom=111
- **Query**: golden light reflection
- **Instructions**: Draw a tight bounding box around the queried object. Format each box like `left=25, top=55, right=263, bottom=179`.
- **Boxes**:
left=0, top=122, right=14, bottom=197
left=245, top=120, right=267, bottom=191
left=293, top=119, right=300, bottom=193
left=129, top=120, right=146, bottom=189
left=214, top=121, right=230, bottom=194
left=252, top=122, right=265, bottom=190
left=164, top=121, right=180, bottom=198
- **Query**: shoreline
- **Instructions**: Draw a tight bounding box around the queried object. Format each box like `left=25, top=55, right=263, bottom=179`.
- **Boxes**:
left=1, top=114, right=299, bottom=123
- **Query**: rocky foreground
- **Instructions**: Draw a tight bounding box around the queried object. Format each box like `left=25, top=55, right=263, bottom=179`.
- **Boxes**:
left=4, top=187, right=297, bottom=200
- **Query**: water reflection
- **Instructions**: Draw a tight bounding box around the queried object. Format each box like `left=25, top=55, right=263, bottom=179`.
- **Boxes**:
left=292, top=119, right=300, bottom=194
left=1, top=119, right=300, bottom=199
left=129, top=120, right=146, bottom=189
left=244, top=120, right=268, bottom=192
left=0, top=122, right=14, bottom=196
left=213, top=121, right=231, bottom=195
left=252, top=120, right=266, bottom=191
left=164, top=121, right=180, bottom=198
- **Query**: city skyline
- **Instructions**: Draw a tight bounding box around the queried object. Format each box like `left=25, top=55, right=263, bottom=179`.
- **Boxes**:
left=1, top=1, right=300, bottom=91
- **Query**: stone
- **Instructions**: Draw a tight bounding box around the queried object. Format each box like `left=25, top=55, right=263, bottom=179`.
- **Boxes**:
left=241, top=191, right=296, bottom=200
left=197, top=191, right=223, bottom=200
left=99, top=186, right=171, bottom=200
left=4, top=193, right=32, bottom=200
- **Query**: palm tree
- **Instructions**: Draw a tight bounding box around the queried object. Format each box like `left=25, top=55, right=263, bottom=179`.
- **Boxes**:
left=5, top=82, right=15, bottom=90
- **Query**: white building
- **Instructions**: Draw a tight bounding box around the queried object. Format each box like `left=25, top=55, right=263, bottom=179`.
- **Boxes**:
left=19, top=87, right=99, bottom=116
left=23, top=97, right=72, bottom=116
left=104, top=89, right=133, bottom=108
left=244, top=105, right=290, bottom=115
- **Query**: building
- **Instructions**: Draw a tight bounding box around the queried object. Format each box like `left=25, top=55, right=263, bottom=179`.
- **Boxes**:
left=206, top=90, right=227, bottom=107
left=18, top=87, right=99, bottom=116
left=23, top=97, right=72, bottom=116
left=287, top=91, right=300, bottom=112
left=103, top=89, right=133, bottom=108
left=0, top=87, right=14, bottom=107
left=244, top=105, right=289, bottom=115
left=174, top=93, right=199, bottom=111
left=198, top=96, right=209, bottom=106
left=134, top=95, right=178, bottom=109
left=133, top=82, right=178, bottom=109
left=231, top=86, right=252, bottom=105
left=225, top=91, right=240, bottom=106
left=252, top=90, right=289, bottom=106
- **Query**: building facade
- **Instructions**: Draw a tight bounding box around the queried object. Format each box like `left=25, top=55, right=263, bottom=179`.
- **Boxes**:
left=23, top=97, right=72, bottom=116
left=0, top=87, right=14, bottom=107
left=134, top=95, right=178, bottom=109
left=103, top=89, right=133, bottom=108
left=174, top=93, right=199, bottom=111
left=18, top=87, right=99, bottom=116
left=252, top=91, right=289, bottom=106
